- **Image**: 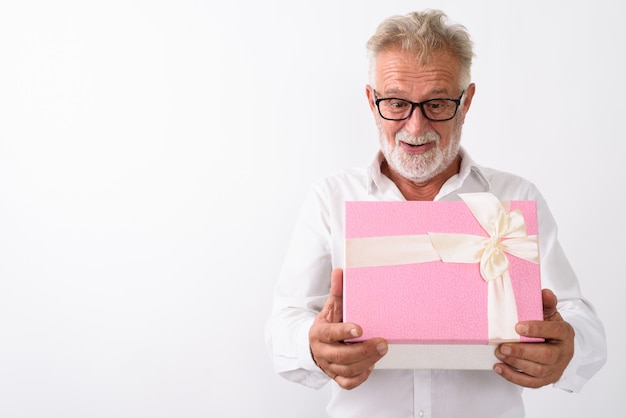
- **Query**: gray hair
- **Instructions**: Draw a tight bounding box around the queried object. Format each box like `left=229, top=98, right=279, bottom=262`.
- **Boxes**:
left=366, top=9, right=474, bottom=90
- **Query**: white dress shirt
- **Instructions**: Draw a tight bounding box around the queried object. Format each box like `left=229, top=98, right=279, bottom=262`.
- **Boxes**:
left=265, top=148, right=606, bottom=418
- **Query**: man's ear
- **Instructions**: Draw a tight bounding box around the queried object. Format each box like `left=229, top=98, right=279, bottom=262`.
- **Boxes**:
left=365, top=84, right=377, bottom=115
left=461, top=83, right=476, bottom=116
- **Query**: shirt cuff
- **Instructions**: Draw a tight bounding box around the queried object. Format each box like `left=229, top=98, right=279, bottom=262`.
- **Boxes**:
left=552, top=330, right=588, bottom=393
left=297, top=318, right=321, bottom=371
left=277, top=317, right=330, bottom=389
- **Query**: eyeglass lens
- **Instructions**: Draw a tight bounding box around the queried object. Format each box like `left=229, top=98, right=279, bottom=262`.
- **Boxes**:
left=378, top=98, right=458, bottom=121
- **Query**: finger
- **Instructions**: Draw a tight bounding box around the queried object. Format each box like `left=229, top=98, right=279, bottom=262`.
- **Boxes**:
left=320, top=339, right=388, bottom=382
left=311, top=322, right=362, bottom=344
left=334, top=366, right=375, bottom=390
left=323, top=338, right=388, bottom=368
left=315, top=338, right=387, bottom=369
left=497, top=342, right=558, bottom=367
left=493, top=362, right=551, bottom=389
left=495, top=344, right=556, bottom=377
left=515, top=319, right=573, bottom=342
left=326, top=351, right=378, bottom=380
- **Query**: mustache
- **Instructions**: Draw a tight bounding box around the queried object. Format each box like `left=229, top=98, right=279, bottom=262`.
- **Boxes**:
left=395, top=130, right=440, bottom=145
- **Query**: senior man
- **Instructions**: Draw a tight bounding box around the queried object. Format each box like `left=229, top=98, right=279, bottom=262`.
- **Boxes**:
left=266, top=9, right=606, bottom=417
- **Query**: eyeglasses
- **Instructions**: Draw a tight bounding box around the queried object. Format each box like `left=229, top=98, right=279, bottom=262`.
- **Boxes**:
left=374, top=90, right=465, bottom=122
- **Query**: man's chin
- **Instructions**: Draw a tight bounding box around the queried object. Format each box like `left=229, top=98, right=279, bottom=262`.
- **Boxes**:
left=388, top=155, right=443, bottom=183
left=389, top=162, right=441, bottom=183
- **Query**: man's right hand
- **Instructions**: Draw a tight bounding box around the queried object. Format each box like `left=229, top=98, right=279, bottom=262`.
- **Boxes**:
left=308, top=268, right=388, bottom=390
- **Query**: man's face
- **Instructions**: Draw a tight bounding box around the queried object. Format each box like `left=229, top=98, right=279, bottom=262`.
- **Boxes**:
left=366, top=48, right=475, bottom=183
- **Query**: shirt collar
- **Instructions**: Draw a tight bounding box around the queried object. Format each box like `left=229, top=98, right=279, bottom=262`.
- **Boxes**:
left=367, top=151, right=387, bottom=195
left=366, top=147, right=491, bottom=199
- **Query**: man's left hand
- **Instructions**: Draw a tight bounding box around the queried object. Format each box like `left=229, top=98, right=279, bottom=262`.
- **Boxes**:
left=494, top=289, right=575, bottom=388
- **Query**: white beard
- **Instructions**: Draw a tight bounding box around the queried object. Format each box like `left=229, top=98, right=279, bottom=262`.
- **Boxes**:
left=377, top=116, right=463, bottom=183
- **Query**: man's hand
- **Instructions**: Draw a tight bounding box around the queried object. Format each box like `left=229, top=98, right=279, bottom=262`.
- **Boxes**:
left=494, top=289, right=575, bottom=388
left=309, top=268, right=388, bottom=390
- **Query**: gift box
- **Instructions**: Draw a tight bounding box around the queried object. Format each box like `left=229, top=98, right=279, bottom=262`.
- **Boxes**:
left=343, top=193, right=543, bottom=369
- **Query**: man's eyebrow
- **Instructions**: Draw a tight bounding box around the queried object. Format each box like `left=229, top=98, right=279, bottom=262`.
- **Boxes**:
left=378, top=88, right=405, bottom=97
left=381, top=88, right=452, bottom=99
left=429, top=88, right=451, bottom=96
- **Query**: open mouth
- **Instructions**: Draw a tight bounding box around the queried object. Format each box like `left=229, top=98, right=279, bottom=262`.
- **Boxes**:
left=400, top=141, right=435, bottom=153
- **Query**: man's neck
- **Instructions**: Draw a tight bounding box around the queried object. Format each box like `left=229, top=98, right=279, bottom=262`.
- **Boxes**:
left=381, top=156, right=461, bottom=201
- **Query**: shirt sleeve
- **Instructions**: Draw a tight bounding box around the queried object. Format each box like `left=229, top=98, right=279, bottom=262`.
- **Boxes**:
left=534, top=190, right=607, bottom=393
left=265, top=183, right=333, bottom=389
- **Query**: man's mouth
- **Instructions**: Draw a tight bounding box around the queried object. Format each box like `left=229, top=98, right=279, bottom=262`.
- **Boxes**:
left=401, top=140, right=434, bottom=149
left=399, top=140, right=436, bottom=154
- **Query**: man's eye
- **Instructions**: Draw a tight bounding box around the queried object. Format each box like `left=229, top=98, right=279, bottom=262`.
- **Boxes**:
left=426, top=101, right=443, bottom=109
left=389, top=100, right=410, bottom=109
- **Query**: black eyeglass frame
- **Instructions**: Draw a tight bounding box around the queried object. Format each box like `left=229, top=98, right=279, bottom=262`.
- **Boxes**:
left=373, top=90, right=465, bottom=122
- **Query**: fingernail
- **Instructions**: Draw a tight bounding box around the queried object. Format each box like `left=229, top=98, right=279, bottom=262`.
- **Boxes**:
left=501, top=345, right=511, bottom=355
left=516, top=323, right=529, bottom=336
left=350, top=328, right=359, bottom=337
left=376, top=342, right=388, bottom=355
left=494, top=365, right=503, bottom=375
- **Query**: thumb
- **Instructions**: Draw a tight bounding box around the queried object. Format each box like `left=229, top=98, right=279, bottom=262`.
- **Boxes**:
left=320, top=268, right=344, bottom=323
left=542, top=288, right=560, bottom=321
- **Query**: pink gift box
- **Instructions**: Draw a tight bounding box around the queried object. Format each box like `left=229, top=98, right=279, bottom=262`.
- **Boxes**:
left=343, top=193, right=543, bottom=369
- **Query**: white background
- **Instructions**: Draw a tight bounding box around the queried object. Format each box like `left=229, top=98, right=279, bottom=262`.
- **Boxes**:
left=0, top=0, right=622, bottom=417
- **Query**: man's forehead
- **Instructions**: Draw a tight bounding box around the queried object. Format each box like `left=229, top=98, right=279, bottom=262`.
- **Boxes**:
left=375, top=51, right=460, bottom=97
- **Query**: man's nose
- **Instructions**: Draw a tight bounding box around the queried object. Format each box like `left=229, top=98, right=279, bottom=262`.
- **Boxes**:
left=403, top=106, right=432, bottom=137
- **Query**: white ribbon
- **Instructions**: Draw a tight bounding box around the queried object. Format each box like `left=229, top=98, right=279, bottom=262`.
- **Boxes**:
left=429, top=193, right=539, bottom=341
left=345, top=192, right=540, bottom=342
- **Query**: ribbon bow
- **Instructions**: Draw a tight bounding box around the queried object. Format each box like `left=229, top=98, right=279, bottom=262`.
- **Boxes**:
left=428, top=193, right=539, bottom=282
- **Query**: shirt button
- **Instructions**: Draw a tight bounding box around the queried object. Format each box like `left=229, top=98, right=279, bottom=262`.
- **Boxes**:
left=419, top=411, right=425, bottom=417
